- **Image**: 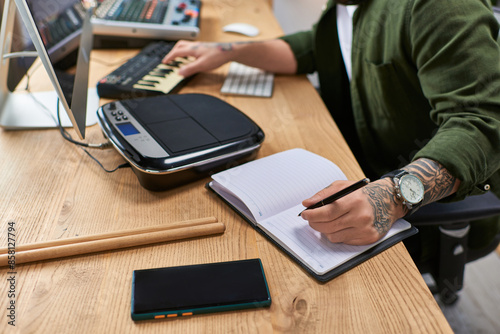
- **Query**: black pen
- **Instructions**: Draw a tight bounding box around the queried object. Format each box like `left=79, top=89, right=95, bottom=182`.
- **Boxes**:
left=298, top=178, right=370, bottom=216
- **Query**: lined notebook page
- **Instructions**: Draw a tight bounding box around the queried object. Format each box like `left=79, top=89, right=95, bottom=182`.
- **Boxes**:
left=258, top=206, right=412, bottom=275
left=211, top=149, right=346, bottom=222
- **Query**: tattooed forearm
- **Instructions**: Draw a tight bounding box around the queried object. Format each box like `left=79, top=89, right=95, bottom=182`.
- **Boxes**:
left=217, top=41, right=261, bottom=51
left=362, top=158, right=459, bottom=236
left=362, top=181, right=398, bottom=234
left=190, top=41, right=260, bottom=52
left=405, top=158, right=460, bottom=204
left=217, top=43, right=234, bottom=51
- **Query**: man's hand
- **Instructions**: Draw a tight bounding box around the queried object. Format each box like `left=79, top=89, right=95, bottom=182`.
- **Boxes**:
left=162, top=40, right=237, bottom=77
left=162, top=39, right=297, bottom=77
left=300, top=179, right=405, bottom=245
left=300, top=158, right=461, bottom=246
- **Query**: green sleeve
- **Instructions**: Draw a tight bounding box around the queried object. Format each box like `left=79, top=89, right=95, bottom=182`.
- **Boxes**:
left=409, top=0, right=500, bottom=199
left=279, top=30, right=317, bottom=74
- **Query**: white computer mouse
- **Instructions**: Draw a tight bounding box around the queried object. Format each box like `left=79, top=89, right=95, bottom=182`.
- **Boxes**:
left=222, top=23, right=260, bottom=37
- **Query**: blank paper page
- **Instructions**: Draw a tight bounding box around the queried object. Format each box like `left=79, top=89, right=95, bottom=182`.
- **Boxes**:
left=211, top=149, right=346, bottom=222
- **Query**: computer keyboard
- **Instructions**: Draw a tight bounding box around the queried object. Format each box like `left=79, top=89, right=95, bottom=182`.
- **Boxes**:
left=220, top=62, right=274, bottom=98
left=96, top=40, right=194, bottom=99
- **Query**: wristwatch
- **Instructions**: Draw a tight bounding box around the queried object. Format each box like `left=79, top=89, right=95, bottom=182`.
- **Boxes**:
left=385, top=169, right=425, bottom=214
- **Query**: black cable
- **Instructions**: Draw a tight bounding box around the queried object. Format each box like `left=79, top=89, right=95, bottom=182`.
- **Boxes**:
left=81, top=147, right=130, bottom=173
left=21, top=57, right=129, bottom=173
left=55, top=101, right=94, bottom=148
left=55, top=98, right=130, bottom=173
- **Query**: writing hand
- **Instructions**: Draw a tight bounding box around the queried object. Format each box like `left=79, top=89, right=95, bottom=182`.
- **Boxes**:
left=300, top=179, right=405, bottom=245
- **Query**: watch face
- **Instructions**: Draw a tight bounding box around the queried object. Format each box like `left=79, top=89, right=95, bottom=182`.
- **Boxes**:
left=400, top=174, right=424, bottom=204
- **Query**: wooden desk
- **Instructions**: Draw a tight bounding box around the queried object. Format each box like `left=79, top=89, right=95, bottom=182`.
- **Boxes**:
left=0, top=1, right=452, bottom=333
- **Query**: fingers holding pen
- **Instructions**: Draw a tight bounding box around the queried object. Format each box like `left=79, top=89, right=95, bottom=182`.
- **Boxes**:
left=301, top=191, right=369, bottom=235
left=302, top=200, right=381, bottom=245
left=300, top=181, right=366, bottom=231
left=300, top=180, right=385, bottom=245
left=300, top=200, right=347, bottom=230
left=301, top=180, right=353, bottom=208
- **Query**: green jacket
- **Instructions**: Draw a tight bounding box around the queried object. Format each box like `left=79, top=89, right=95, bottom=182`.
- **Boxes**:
left=281, top=0, right=500, bottom=201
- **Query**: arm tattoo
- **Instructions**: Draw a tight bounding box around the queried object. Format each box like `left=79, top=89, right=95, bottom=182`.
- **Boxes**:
left=405, top=158, right=459, bottom=204
left=189, top=41, right=259, bottom=52
left=362, top=158, right=459, bottom=236
left=216, top=41, right=260, bottom=51
left=216, top=43, right=234, bottom=51
left=362, top=182, right=397, bottom=234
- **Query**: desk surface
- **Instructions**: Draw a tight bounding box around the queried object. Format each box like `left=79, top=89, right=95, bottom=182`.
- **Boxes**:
left=0, top=1, right=452, bottom=333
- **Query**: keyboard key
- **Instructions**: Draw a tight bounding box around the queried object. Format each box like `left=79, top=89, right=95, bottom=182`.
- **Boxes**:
left=96, top=41, right=194, bottom=99
left=220, top=62, right=274, bottom=98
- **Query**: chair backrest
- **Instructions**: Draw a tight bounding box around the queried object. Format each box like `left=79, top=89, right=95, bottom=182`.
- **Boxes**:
left=407, top=191, right=500, bottom=226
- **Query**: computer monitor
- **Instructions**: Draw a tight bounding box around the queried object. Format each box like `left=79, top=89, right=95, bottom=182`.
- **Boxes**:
left=0, top=0, right=98, bottom=139
left=3, top=1, right=34, bottom=92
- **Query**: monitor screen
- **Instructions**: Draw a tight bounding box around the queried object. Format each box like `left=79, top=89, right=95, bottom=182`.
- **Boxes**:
left=11, top=0, right=94, bottom=138
left=4, top=4, right=35, bottom=92
left=24, top=0, right=86, bottom=108
left=3, top=0, right=84, bottom=92
left=28, top=0, right=84, bottom=54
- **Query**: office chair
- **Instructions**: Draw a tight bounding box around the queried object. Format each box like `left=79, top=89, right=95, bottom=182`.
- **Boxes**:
left=405, top=191, right=500, bottom=304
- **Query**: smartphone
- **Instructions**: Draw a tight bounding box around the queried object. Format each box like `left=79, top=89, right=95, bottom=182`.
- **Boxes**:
left=131, top=258, right=271, bottom=321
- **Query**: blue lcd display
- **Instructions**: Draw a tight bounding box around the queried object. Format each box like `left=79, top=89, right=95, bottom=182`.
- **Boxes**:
left=117, top=122, right=140, bottom=136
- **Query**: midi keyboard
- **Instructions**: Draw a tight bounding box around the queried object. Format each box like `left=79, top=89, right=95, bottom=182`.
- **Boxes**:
left=96, top=41, right=194, bottom=99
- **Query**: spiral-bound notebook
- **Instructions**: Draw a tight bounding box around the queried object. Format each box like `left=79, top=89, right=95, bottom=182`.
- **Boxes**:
left=206, top=149, right=417, bottom=282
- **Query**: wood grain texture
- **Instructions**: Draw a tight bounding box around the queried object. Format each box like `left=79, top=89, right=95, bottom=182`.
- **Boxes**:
left=0, top=0, right=451, bottom=333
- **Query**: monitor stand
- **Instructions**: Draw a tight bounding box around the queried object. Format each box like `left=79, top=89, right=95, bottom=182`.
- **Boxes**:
left=0, top=0, right=98, bottom=131
left=0, top=89, right=99, bottom=129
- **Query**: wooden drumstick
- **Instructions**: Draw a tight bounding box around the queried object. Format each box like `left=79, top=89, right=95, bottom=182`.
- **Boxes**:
left=0, top=219, right=225, bottom=267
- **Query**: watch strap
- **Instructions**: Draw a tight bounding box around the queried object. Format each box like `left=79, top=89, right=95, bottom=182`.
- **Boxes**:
left=381, top=169, right=404, bottom=180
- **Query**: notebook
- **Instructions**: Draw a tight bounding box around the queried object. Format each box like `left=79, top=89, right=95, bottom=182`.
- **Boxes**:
left=220, top=62, right=274, bottom=98
left=206, top=148, right=418, bottom=282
